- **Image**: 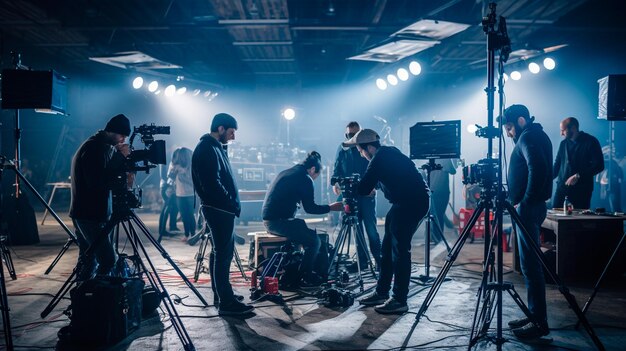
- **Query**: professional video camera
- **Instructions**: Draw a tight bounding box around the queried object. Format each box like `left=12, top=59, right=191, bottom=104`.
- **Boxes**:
left=320, top=285, right=354, bottom=308
left=330, top=174, right=360, bottom=214
left=461, top=158, right=499, bottom=188
left=112, top=124, right=170, bottom=209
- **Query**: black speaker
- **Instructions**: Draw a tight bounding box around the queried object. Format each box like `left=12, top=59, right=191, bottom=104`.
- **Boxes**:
left=1, top=69, right=68, bottom=114
left=598, top=74, right=626, bottom=121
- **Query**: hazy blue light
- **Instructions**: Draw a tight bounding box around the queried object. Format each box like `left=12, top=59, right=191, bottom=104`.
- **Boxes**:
left=529, top=62, right=540, bottom=74
left=543, top=57, right=556, bottom=70
left=376, top=78, right=387, bottom=90
left=467, top=124, right=478, bottom=134
left=165, top=85, right=176, bottom=97
left=511, top=71, right=522, bottom=80
left=176, top=87, right=187, bottom=95
left=387, top=74, right=398, bottom=86
left=283, top=108, right=296, bottom=120
left=397, top=68, right=409, bottom=81
left=132, top=77, right=143, bottom=89
left=409, top=61, right=422, bottom=75
left=148, top=81, right=159, bottom=92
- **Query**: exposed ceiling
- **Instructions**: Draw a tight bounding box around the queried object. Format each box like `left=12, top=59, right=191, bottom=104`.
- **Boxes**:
left=0, top=0, right=624, bottom=91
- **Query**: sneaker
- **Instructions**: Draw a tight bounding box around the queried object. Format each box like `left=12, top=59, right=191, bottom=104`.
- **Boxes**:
left=374, top=297, right=408, bottom=314
left=512, top=322, right=549, bottom=340
left=508, top=317, right=530, bottom=329
left=214, top=294, right=245, bottom=307
left=218, top=300, right=254, bottom=316
left=359, top=291, right=389, bottom=306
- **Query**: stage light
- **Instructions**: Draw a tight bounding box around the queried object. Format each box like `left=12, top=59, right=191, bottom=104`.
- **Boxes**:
left=203, top=90, right=212, bottom=97
left=192, top=89, right=201, bottom=96
left=132, top=77, right=144, bottom=89
left=511, top=71, right=521, bottom=80
left=387, top=74, right=398, bottom=86
left=148, top=81, right=159, bottom=92
left=409, top=61, right=422, bottom=75
left=528, top=62, right=540, bottom=74
left=164, top=84, right=176, bottom=97
left=467, top=124, right=478, bottom=134
left=176, top=87, right=187, bottom=95
left=376, top=78, right=388, bottom=90
left=283, top=108, right=296, bottom=121
left=543, top=57, right=556, bottom=70
left=397, top=68, right=409, bottom=81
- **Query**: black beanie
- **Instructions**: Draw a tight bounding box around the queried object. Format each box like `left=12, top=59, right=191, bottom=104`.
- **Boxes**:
left=210, top=113, right=238, bottom=132
left=105, top=114, right=131, bottom=136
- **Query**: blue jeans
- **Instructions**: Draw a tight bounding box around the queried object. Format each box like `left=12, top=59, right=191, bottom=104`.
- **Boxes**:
left=515, top=202, right=548, bottom=325
left=376, top=203, right=428, bottom=304
left=202, top=206, right=237, bottom=304
left=355, top=196, right=381, bottom=266
left=264, top=218, right=320, bottom=276
left=177, top=196, right=196, bottom=237
left=72, top=218, right=116, bottom=280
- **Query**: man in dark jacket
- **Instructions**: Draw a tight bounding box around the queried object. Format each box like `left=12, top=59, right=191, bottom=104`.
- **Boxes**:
left=70, top=114, right=131, bottom=280
left=502, top=104, right=552, bottom=340
left=263, top=152, right=343, bottom=286
left=332, top=121, right=381, bottom=269
left=552, top=117, right=603, bottom=209
left=191, top=113, right=253, bottom=316
left=346, top=129, right=429, bottom=314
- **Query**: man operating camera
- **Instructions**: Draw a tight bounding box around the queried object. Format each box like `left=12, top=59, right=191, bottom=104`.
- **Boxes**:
left=70, top=114, right=131, bottom=280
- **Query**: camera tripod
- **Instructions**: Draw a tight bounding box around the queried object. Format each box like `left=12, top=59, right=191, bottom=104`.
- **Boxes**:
left=327, top=207, right=378, bottom=292
left=41, top=206, right=209, bottom=351
left=417, top=159, right=452, bottom=283
left=0, top=156, right=79, bottom=275
left=190, top=217, right=248, bottom=283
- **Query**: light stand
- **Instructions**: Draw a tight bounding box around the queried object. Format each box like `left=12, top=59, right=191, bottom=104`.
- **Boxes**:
left=408, top=3, right=605, bottom=350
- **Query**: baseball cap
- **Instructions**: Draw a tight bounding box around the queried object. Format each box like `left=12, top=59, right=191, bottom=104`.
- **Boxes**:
left=342, top=128, right=380, bottom=147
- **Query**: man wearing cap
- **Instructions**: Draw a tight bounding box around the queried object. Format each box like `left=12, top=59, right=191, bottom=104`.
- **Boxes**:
left=552, top=117, right=604, bottom=210
left=192, top=113, right=254, bottom=316
left=332, top=121, right=381, bottom=270
left=346, top=129, right=429, bottom=314
left=70, top=114, right=131, bottom=280
left=263, top=151, right=343, bottom=287
left=501, top=104, right=552, bottom=340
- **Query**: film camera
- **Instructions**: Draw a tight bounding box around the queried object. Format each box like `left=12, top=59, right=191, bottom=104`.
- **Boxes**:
left=462, top=158, right=499, bottom=188
left=320, top=285, right=354, bottom=308
left=331, top=174, right=361, bottom=215
left=112, top=124, right=170, bottom=209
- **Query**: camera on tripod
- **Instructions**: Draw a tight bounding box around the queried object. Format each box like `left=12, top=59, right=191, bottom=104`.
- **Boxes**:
left=112, top=124, right=170, bottom=209
left=331, top=174, right=360, bottom=214
left=461, top=158, right=499, bottom=187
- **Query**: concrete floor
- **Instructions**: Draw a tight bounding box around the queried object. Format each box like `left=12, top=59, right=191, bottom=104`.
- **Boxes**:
left=2, top=211, right=625, bottom=351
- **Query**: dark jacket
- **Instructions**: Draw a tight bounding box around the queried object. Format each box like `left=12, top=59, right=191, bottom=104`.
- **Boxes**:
left=508, top=123, right=553, bottom=206
left=553, top=131, right=604, bottom=196
left=357, top=146, right=429, bottom=207
left=70, top=131, right=126, bottom=222
left=191, top=134, right=240, bottom=216
left=332, top=145, right=369, bottom=180
left=262, top=164, right=330, bottom=220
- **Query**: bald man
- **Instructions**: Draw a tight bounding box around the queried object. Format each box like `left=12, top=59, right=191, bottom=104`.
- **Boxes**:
left=552, top=117, right=604, bottom=210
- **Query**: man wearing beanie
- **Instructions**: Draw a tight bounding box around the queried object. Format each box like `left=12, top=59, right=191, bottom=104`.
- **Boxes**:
left=192, top=113, right=254, bottom=316
left=70, top=114, right=131, bottom=280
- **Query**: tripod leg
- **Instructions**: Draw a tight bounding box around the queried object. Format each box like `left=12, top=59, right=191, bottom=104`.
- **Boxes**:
left=354, top=222, right=377, bottom=280
left=128, top=215, right=209, bottom=307
left=1, top=241, right=16, bottom=280
left=328, top=223, right=348, bottom=276
left=232, top=244, right=248, bottom=281
left=44, top=238, right=74, bottom=275
left=194, top=234, right=208, bottom=282
left=506, top=202, right=605, bottom=350
left=576, top=231, right=626, bottom=329
left=415, top=203, right=486, bottom=321
left=40, top=269, right=78, bottom=319
left=0, top=243, right=13, bottom=350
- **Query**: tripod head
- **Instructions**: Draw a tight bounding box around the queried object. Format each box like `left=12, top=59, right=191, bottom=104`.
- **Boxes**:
left=331, top=174, right=361, bottom=218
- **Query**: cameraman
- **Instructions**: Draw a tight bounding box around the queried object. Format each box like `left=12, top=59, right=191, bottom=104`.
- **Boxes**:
left=192, top=113, right=253, bottom=316
left=262, top=152, right=343, bottom=287
left=70, top=114, right=131, bottom=280
left=343, top=129, right=429, bottom=314
left=501, top=104, right=552, bottom=340
left=332, top=121, right=381, bottom=269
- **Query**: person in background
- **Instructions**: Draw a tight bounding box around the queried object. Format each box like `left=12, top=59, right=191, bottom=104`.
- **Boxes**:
left=168, top=147, right=195, bottom=241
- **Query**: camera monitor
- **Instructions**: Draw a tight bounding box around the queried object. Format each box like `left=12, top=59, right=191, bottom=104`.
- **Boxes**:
left=409, top=120, right=461, bottom=160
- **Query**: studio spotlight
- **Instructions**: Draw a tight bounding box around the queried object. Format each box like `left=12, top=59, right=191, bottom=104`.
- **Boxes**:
left=164, top=84, right=176, bottom=97
left=387, top=74, right=398, bottom=86
left=283, top=108, right=296, bottom=121
left=192, top=89, right=201, bottom=96
left=543, top=57, right=556, bottom=70
left=177, top=87, right=187, bottom=95
left=510, top=71, right=522, bottom=80
left=203, top=90, right=212, bottom=97
left=376, top=78, right=388, bottom=90
left=397, top=68, right=409, bottom=81
left=528, top=62, right=540, bottom=74
left=409, top=61, right=421, bottom=76
left=132, top=77, right=144, bottom=89
left=467, top=124, right=478, bottom=134
left=148, top=81, right=159, bottom=92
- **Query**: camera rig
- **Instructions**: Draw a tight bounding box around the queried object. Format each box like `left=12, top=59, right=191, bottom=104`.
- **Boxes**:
left=111, top=123, right=170, bottom=209
left=330, top=174, right=360, bottom=216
